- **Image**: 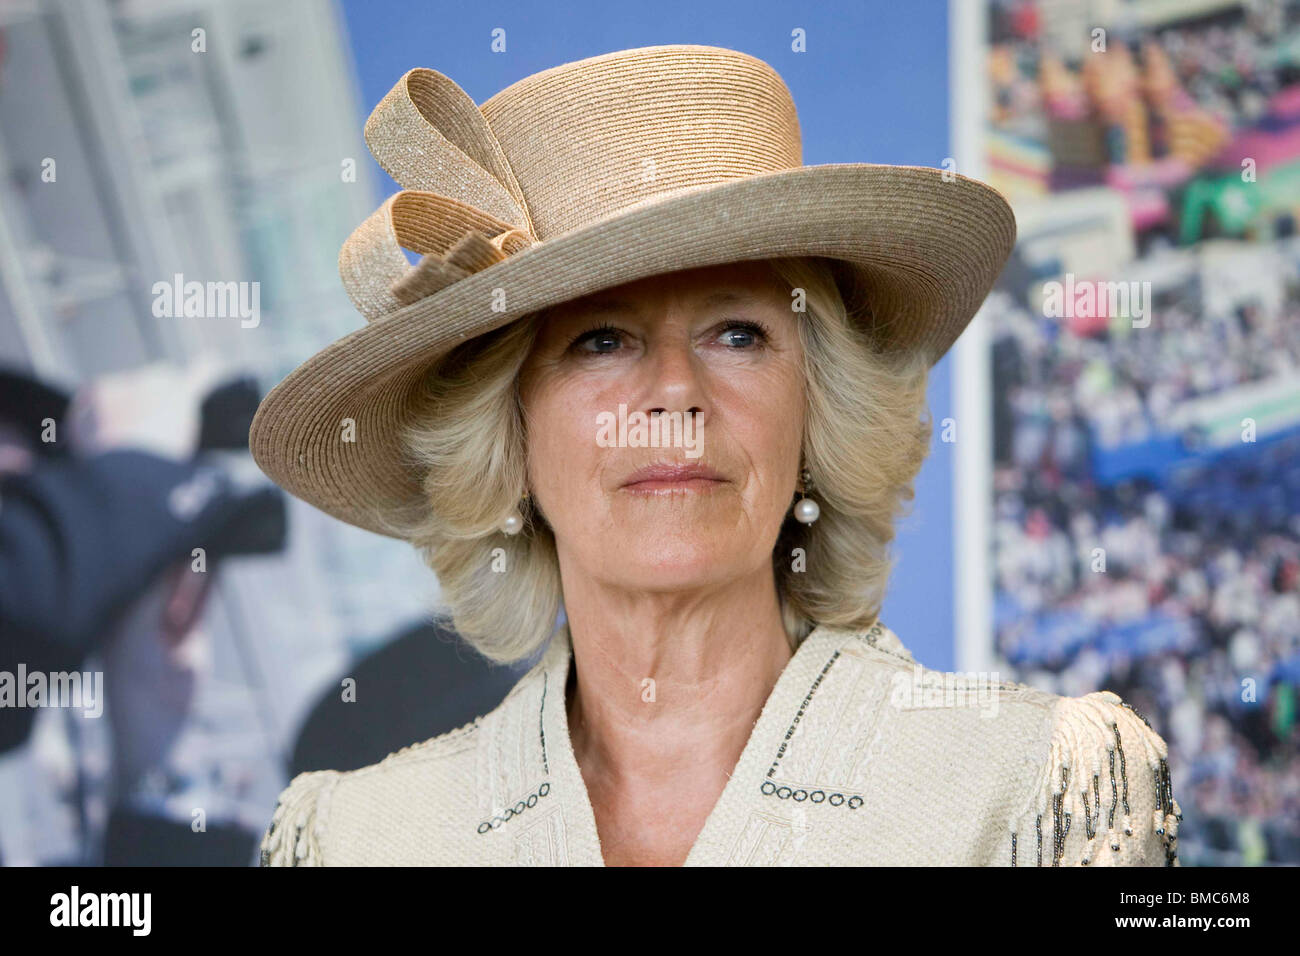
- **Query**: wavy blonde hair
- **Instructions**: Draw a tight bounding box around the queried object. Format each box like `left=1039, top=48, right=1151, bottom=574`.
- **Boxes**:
left=394, top=256, right=933, bottom=663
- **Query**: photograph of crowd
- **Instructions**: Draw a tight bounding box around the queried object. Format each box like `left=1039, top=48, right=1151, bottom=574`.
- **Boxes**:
left=985, top=0, right=1300, bottom=864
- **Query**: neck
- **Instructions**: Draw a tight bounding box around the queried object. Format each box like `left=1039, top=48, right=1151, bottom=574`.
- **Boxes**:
left=560, top=566, right=794, bottom=791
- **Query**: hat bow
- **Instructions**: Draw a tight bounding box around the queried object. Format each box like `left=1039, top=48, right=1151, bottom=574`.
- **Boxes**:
left=338, top=68, right=538, bottom=322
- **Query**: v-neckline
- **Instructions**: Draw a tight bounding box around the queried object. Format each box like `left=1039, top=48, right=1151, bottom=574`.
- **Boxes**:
left=537, top=620, right=847, bottom=866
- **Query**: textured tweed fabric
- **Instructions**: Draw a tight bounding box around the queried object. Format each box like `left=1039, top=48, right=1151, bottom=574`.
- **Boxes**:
left=260, top=621, right=1181, bottom=866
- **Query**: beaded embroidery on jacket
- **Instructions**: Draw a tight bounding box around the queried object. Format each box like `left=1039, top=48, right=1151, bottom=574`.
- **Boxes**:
left=258, top=620, right=1181, bottom=866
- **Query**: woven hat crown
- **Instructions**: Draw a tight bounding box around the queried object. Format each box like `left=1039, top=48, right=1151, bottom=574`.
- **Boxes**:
left=477, top=45, right=802, bottom=238
left=342, top=45, right=804, bottom=322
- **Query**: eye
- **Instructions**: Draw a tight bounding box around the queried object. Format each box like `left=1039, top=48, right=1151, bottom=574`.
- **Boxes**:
left=566, top=318, right=773, bottom=355
left=717, top=320, right=771, bottom=349
left=568, top=323, right=623, bottom=354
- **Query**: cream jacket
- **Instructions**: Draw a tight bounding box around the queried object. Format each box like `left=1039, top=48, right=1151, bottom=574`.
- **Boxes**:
left=259, top=620, right=1181, bottom=866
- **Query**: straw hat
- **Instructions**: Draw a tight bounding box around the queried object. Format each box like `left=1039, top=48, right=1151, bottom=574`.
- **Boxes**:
left=248, top=44, right=1016, bottom=538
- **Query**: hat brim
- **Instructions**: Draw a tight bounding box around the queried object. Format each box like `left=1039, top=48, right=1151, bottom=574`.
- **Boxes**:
left=249, top=163, right=1016, bottom=537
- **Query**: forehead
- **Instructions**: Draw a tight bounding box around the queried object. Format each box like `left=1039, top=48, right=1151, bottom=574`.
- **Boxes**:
left=552, top=260, right=788, bottom=318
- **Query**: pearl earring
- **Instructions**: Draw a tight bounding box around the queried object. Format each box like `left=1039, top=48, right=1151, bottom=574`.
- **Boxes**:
left=500, top=492, right=528, bottom=536
left=794, top=468, right=819, bottom=524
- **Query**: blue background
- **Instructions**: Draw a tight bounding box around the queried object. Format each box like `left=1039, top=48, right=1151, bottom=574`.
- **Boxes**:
left=341, top=0, right=957, bottom=667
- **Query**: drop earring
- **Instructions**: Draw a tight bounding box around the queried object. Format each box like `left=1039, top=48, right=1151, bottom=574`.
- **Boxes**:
left=794, top=468, right=820, bottom=525
left=500, top=491, right=529, bottom=536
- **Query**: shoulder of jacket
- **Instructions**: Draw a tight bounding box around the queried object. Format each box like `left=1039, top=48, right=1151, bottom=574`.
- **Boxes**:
left=259, top=768, right=341, bottom=866
left=258, top=720, right=483, bottom=866
left=1010, top=690, right=1182, bottom=866
left=371, top=714, right=484, bottom=767
left=257, top=668, right=545, bottom=866
left=833, top=622, right=1064, bottom=709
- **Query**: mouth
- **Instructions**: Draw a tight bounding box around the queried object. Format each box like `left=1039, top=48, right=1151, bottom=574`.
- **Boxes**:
left=619, top=463, right=728, bottom=495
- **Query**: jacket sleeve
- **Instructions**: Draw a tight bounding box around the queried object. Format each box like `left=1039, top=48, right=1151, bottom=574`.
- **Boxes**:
left=259, top=770, right=341, bottom=866
left=1012, top=691, right=1181, bottom=867
left=0, top=449, right=283, bottom=657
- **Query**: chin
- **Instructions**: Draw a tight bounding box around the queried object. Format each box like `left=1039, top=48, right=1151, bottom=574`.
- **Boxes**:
left=605, top=540, right=734, bottom=587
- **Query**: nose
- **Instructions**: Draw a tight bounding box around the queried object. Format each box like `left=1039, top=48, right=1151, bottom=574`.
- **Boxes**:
left=636, top=330, right=708, bottom=427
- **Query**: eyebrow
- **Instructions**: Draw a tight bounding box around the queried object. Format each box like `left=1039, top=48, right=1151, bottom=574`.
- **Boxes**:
left=570, top=288, right=766, bottom=318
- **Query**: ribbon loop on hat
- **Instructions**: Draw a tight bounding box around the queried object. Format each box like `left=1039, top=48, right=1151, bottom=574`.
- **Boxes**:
left=338, top=191, right=533, bottom=322
left=364, top=68, right=534, bottom=237
left=391, top=228, right=532, bottom=306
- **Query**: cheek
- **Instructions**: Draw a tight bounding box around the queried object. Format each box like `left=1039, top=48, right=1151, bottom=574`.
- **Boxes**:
left=524, top=379, right=605, bottom=504
left=717, top=365, right=806, bottom=483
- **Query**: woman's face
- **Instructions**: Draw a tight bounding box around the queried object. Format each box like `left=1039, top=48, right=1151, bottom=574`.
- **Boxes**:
left=518, top=260, right=806, bottom=593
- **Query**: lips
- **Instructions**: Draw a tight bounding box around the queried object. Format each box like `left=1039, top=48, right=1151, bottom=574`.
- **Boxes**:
left=620, top=462, right=727, bottom=490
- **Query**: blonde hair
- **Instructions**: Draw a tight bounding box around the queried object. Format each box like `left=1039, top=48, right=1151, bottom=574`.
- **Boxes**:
left=395, top=256, right=933, bottom=663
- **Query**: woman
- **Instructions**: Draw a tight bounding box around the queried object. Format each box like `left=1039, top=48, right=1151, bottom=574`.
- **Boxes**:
left=251, top=44, right=1180, bottom=866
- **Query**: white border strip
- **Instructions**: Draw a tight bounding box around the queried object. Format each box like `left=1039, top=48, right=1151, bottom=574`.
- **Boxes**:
left=950, top=0, right=996, bottom=673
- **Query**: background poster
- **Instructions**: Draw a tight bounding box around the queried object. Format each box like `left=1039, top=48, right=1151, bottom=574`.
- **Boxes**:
left=972, top=0, right=1300, bottom=864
